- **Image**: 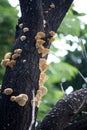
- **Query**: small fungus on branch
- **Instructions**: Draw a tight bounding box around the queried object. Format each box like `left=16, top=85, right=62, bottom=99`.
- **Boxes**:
left=1, top=59, right=10, bottom=67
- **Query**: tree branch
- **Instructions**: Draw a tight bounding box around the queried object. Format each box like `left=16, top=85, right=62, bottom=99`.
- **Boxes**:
left=37, top=88, right=87, bottom=130
left=64, top=118, right=87, bottom=130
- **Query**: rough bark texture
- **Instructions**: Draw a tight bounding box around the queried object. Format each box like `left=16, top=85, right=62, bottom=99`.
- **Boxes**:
left=37, top=88, right=87, bottom=130
left=2, top=0, right=87, bottom=130
left=64, top=118, right=87, bottom=130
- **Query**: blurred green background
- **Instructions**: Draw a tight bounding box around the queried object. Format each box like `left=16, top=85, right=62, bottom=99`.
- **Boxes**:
left=0, top=0, right=87, bottom=124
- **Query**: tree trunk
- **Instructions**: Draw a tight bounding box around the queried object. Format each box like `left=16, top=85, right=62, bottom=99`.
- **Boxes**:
left=0, top=0, right=77, bottom=130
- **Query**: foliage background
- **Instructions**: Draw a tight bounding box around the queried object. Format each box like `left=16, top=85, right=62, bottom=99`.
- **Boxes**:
left=0, top=0, right=87, bottom=123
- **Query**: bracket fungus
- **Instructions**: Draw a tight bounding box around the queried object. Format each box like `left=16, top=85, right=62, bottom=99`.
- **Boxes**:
left=36, top=39, right=45, bottom=48
left=10, top=94, right=28, bottom=107
left=50, top=3, right=55, bottom=9
left=6, top=60, right=16, bottom=68
left=3, top=88, right=13, bottom=95
left=12, top=53, right=20, bottom=60
left=23, top=27, right=29, bottom=33
left=37, top=45, right=44, bottom=54
left=31, top=97, right=40, bottom=107
left=39, top=86, right=48, bottom=96
left=42, top=48, right=50, bottom=57
left=19, top=23, right=23, bottom=29
left=4, top=52, right=12, bottom=59
left=49, top=31, right=55, bottom=37
left=1, top=59, right=10, bottom=67
left=39, top=58, right=49, bottom=72
left=14, top=49, right=22, bottom=54
left=37, top=45, right=50, bottom=57
left=39, top=72, right=48, bottom=87
left=20, top=35, right=26, bottom=41
left=36, top=32, right=45, bottom=38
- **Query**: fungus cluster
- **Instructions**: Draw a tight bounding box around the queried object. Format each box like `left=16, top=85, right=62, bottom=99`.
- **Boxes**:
left=32, top=31, right=55, bottom=107
left=1, top=49, right=22, bottom=68
left=32, top=31, right=56, bottom=107
left=3, top=87, right=28, bottom=106
left=35, top=31, right=50, bottom=57
left=19, top=23, right=29, bottom=42
left=3, top=86, right=28, bottom=106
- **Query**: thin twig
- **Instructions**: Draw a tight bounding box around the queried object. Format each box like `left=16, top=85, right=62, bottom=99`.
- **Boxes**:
left=60, top=83, right=67, bottom=96
left=28, top=89, right=36, bottom=130
left=78, top=71, right=87, bottom=84
left=74, top=98, right=86, bottom=115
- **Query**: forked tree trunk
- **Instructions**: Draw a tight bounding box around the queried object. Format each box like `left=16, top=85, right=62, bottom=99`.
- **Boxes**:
left=2, top=1, right=87, bottom=130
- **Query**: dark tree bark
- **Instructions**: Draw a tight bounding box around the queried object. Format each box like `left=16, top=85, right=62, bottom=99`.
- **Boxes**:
left=37, top=88, right=87, bottom=130
left=2, top=0, right=87, bottom=130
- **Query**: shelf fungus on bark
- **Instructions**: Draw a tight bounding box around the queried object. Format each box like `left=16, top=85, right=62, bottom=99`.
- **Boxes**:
left=3, top=88, right=13, bottom=95
left=31, top=90, right=42, bottom=108
left=48, top=37, right=55, bottom=43
left=35, top=32, right=45, bottom=40
left=39, top=58, right=49, bottom=72
left=37, top=45, right=44, bottom=53
left=35, top=35, right=42, bottom=40
left=4, top=52, right=12, bottom=59
left=47, top=31, right=55, bottom=43
left=23, top=27, right=29, bottom=33
left=35, top=32, right=50, bottom=57
left=19, top=23, right=23, bottom=29
left=10, top=94, right=28, bottom=107
left=31, top=86, right=48, bottom=107
left=39, top=72, right=48, bottom=87
left=6, top=60, right=16, bottom=68
left=1, top=59, right=10, bottom=67
left=36, top=39, right=45, bottom=48
left=39, top=86, right=48, bottom=96
left=39, top=72, right=48, bottom=82
left=14, top=49, right=22, bottom=54
left=36, top=32, right=45, bottom=38
left=42, top=48, right=50, bottom=57
left=38, top=45, right=50, bottom=57
left=50, top=3, right=56, bottom=9
left=49, top=31, right=55, bottom=37
left=20, top=35, right=26, bottom=41
left=12, top=53, right=20, bottom=60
